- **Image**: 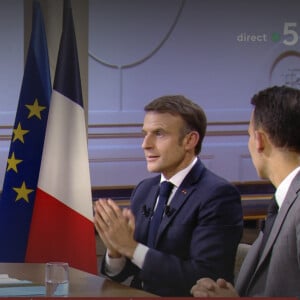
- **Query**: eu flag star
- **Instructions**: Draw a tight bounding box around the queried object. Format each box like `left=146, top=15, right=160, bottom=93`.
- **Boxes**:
left=25, top=98, right=46, bottom=119
left=12, top=122, right=29, bottom=143
left=6, top=152, right=23, bottom=173
left=13, top=181, right=34, bottom=203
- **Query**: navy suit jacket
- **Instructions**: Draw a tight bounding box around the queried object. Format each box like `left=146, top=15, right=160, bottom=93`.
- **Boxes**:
left=102, top=158, right=243, bottom=296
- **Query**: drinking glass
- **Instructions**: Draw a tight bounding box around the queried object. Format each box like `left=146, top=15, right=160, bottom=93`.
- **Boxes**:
left=45, top=262, right=69, bottom=297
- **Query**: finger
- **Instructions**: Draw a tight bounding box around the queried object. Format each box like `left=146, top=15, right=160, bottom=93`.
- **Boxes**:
left=216, top=278, right=228, bottom=288
left=94, top=204, right=111, bottom=230
left=123, top=208, right=135, bottom=231
left=122, top=208, right=131, bottom=220
left=95, top=200, right=114, bottom=226
left=94, top=213, right=108, bottom=232
left=94, top=214, right=116, bottom=246
left=107, top=199, right=123, bottom=219
left=94, top=199, right=108, bottom=216
left=196, top=278, right=216, bottom=291
left=97, top=199, right=120, bottom=224
left=190, top=285, right=210, bottom=297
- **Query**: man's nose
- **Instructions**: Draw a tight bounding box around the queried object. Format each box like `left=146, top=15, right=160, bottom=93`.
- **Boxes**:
left=142, top=134, right=152, bottom=149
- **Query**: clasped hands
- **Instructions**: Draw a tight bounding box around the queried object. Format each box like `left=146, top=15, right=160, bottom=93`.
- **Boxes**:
left=94, top=198, right=138, bottom=259
left=190, top=278, right=239, bottom=297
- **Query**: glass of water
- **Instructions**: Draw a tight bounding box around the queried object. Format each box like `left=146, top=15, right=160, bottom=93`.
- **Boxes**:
left=45, top=262, right=69, bottom=297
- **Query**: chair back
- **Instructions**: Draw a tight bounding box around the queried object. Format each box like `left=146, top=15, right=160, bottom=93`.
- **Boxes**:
left=234, top=243, right=251, bottom=280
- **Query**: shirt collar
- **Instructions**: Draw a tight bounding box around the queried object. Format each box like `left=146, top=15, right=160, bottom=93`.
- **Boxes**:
left=161, top=157, right=198, bottom=188
left=275, top=166, right=300, bottom=209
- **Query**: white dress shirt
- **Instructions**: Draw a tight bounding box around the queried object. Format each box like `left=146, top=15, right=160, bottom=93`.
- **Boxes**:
left=275, top=166, right=300, bottom=209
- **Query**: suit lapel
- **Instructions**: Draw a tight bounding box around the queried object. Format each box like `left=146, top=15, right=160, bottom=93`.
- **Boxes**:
left=257, top=178, right=300, bottom=268
left=154, top=159, right=204, bottom=245
left=258, top=194, right=296, bottom=265
left=158, top=185, right=195, bottom=234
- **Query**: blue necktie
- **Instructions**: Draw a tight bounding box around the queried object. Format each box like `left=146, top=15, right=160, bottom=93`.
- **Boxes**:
left=147, top=181, right=173, bottom=247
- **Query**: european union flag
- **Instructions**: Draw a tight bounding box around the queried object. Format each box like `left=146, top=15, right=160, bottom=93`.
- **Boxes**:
left=0, top=0, right=51, bottom=261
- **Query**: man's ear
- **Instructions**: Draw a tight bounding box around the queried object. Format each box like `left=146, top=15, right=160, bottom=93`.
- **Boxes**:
left=254, top=130, right=266, bottom=153
left=185, top=131, right=199, bottom=150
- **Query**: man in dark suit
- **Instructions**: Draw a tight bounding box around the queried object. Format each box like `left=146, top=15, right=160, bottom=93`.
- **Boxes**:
left=191, top=86, right=300, bottom=298
left=94, top=95, right=243, bottom=296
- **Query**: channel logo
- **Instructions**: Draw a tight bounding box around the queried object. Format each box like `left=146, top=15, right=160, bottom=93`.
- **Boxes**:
left=237, top=22, right=299, bottom=46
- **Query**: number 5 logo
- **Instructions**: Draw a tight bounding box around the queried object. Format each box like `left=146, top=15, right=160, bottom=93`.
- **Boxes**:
left=283, top=22, right=299, bottom=46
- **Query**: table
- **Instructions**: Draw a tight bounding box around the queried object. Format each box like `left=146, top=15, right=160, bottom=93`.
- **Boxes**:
left=0, top=263, right=157, bottom=297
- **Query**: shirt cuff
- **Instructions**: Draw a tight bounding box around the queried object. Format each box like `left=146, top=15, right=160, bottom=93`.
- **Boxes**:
left=131, top=243, right=149, bottom=269
left=105, top=252, right=126, bottom=276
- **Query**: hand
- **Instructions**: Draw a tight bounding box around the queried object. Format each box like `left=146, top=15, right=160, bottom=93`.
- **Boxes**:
left=94, top=199, right=138, bottom=259
left=190, top=278, right=239, bottom=297
left=94, top=199, right=120, bottom=257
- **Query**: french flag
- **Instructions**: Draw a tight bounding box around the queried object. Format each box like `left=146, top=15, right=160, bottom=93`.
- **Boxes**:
left=25, top=0, right=97, bottom=275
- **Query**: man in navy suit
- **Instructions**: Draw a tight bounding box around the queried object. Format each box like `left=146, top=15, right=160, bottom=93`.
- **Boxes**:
left=191, top=86, right=300, bottom=298
left=94, top=95, right=243, bottom=296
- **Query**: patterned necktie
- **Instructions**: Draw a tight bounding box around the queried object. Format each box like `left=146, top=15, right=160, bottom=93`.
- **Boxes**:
left=258, top=196, right=279, bottom=257
left=147, top=181, right=173, bottom=247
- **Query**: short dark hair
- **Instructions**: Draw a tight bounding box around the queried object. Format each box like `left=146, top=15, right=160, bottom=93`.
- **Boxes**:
left=251, top=85, right=300, bottom=152
left=144, top=95, right=207, bottom=154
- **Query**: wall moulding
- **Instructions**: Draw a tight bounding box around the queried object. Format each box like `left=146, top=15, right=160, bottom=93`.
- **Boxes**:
left=0, top=120, right=249, bottom=141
